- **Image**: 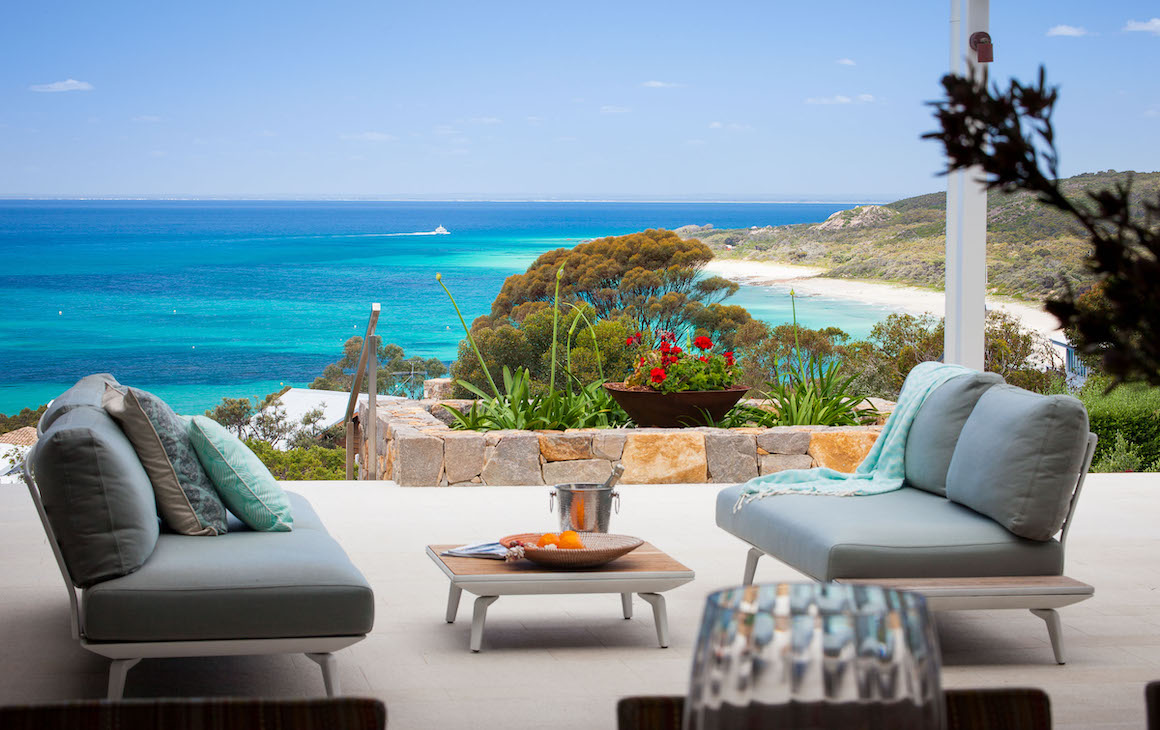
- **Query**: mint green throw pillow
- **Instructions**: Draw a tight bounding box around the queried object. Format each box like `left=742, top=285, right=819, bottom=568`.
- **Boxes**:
left=188, top=416, right=293, bottom=532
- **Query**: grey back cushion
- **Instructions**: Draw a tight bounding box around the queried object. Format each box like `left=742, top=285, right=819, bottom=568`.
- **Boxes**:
left=31, top=406, right=160, bottom=587
left=946, top=385, right=1090, bottom=541
left=905, top=371, right=1004, bottom=496
left=38, top=373, right=120, bottom=436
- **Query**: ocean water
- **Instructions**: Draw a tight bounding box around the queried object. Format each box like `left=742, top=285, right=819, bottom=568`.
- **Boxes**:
left=0, top=200, right=896, bottom=415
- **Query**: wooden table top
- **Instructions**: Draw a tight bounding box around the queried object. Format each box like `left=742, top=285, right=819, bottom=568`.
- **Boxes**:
left=427, top=542, right=692, bottom=577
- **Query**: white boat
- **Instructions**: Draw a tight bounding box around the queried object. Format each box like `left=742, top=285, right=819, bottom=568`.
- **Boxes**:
left=434, top=225, right=450, bottom=235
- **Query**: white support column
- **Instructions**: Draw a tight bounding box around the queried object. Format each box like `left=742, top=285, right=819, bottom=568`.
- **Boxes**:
left=944, top=0, right=988, bottom=370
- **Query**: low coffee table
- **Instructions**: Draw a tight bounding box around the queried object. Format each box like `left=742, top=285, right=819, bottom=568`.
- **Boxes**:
left=426, top=542, right=695, bottom=652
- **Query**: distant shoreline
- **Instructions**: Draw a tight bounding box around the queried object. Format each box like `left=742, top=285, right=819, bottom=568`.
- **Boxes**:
left=705, top=259, right=1066, bottom=343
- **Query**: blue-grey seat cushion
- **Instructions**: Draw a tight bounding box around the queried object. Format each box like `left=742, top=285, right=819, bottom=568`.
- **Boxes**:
left=904, top=370, right=1004, bottom=496
left=716, top=484, right=1063, bottom=581
left=82, top=493, right=374, bottom=642
left=31, top=406, right=160, bottom=587
left=946, top=385, right=1090, bottom=541
left=38, top=373, right=120, bottom=436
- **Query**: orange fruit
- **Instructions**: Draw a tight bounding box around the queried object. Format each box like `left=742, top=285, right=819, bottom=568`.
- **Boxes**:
left=557, top=530, right=585, bottom=550
left=536, top=533, right=559, bottom=547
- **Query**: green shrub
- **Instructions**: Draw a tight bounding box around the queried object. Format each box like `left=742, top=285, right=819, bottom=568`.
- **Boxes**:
left=0, top=404, right=47, bottom=433
left=1080, top=378, right=1160, bottom=467
left=1089, top=433, right=1146, bottom=473
left=244, top=440, right=346, bottom=480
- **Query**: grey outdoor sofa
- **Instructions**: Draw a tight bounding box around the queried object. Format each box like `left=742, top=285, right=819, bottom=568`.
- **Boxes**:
left=23, top=374, right=375, bottom=699
left=717, top=370, right=1098, bottom=664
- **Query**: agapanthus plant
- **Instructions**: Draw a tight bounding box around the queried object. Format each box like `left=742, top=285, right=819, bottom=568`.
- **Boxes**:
left=623, top=331, right=741, bottom=393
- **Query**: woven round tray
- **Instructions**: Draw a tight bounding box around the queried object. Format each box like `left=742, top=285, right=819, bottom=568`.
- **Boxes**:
left=500, top=533, right=644, bottom=569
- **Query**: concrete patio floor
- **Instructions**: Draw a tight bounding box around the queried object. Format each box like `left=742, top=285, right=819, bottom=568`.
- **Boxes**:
left=2, top=474, right=1158, bottom=729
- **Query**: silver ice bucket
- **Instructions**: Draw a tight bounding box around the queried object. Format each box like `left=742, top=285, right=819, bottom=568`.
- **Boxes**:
left=549, top=483, right=620, bottom=533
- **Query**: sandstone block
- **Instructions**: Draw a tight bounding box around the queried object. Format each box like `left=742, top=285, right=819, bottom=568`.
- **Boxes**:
left=757, top=427, right=812, bottom=454
left=592, top=431, right=627, bottom=460
left=621, top=432, right=707, bottom=484
left=538, top=432, right=593, bottom=461
left=704, top=430, right=758, bottom=483
left=429, top=399, right=476, bottom=426
left=481, top=432, right=544, bottom=485
left=392, top=430, right=444, bottom=486
left=423, top=378, right=456, bottom=400
left=808, top=430, right=880, bottom=473
left=759, top=454, right=814, bottom=474
left=542, top=458, right=613, bottom=485
left=442, top=431, right=485, bottom=484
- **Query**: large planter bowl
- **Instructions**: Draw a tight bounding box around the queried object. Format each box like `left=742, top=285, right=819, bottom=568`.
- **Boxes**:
left=603, top=383, right=749, bottom=428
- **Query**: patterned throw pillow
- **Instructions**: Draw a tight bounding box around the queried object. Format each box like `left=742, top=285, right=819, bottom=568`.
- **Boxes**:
left=188, top=415, right=293, bottom=532
left=102, top=385, right=227, bottom=536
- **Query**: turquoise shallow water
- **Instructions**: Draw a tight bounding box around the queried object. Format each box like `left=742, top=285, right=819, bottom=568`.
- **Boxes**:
left=0, top=201, right=896, bottom=414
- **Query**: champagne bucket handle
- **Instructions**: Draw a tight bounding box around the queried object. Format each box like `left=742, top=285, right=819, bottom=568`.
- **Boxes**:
left=613, top=491, right=620, bottom=514
left=549, top=490, right=556, bottom=513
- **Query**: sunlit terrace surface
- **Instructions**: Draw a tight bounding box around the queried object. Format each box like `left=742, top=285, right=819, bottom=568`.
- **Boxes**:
left=3, top=475, right=1158, bottom=730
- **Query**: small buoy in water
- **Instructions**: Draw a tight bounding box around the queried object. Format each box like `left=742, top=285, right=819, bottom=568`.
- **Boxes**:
left=58, top=310, right=62, bottom=315
left=192, top=346, right=195, bottom=349
left=173, top=309, right=177, bottom=314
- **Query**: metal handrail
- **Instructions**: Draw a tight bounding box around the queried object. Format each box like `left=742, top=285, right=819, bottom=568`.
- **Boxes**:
left=345, top=303, right=380, bottom=479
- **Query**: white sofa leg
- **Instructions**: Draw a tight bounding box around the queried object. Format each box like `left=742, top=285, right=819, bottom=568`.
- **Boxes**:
left=1030, top=609, right=1066, bottom=664
left=107, top=658, right=141, bottom=700
left=743, top=547, right=763, bottom=585
left=306, top=652, right=340, bottom=696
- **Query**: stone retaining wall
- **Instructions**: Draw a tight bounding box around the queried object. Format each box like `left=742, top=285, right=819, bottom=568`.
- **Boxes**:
left=357, top=398, right=884, bottom=486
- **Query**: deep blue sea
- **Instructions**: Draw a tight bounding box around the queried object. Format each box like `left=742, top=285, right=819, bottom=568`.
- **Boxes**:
left=0, top=201, right=899, bottom=414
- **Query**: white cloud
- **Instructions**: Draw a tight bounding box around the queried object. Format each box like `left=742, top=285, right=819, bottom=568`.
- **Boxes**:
left=526, top=115, right=543, bottom=125
left=1047, top=24, right=1088, bottom=37
left=708, top=121, right=751, bottom=131
left=600, top=105, right=630, bottom=114
left=857, top=94, right=875, bottom=103
left=469, top=116, right=502, bottom=125
left=836, top=58, right=856, bottom=66
left=132, top=115, right=161, bottom=123
left=1124, top=18, right=1160, bottom=34
left=339, top=131, right=397, bottom=142
left=641, top=80, right=682, bottom=88
left=806, top=95, right=853, bottom=105
left=29, top=78, right=93, bottom=93
left=432, top=124, right=460, bottom=136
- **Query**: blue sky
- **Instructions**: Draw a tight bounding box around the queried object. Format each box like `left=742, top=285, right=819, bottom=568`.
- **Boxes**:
left=2, top=1, right=1157, bottom=200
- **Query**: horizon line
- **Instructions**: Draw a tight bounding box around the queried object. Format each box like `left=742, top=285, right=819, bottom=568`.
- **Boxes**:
left=0, top=195, right=900, bottom=205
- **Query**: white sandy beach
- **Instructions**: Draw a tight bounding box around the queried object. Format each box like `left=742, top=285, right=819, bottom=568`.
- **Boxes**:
left=706, top=259, right=1065, bottom=342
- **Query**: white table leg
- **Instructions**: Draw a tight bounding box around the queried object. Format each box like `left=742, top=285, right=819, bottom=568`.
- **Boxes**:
left=471, top=595, right=499, bottom=652
left=638, top=593, right=669, bottom=648
left=446, top=583, right=463, bottom=623
left=621, top=592, right=633, bottom=619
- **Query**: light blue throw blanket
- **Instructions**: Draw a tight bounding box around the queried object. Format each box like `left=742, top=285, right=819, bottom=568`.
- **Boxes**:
left=733, top=361, right=975, bottom=511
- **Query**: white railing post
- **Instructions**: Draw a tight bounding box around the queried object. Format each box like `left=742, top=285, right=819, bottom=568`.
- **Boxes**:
left=944, top=0, right=989, bottom=370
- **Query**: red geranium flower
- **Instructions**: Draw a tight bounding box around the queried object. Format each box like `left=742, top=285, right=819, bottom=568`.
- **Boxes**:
left=724, top=351, right=735, bottom=366
left=659, top=341, right=671, bottom=354
left=639, top=355, right=646, bottom=364
left=694, top=336, right=713, bottom=350
left=650, top=367, right=667, bottom=384
left=670, top=346, right=683, bottom=357
left=699, top=355, right=710, bottom=363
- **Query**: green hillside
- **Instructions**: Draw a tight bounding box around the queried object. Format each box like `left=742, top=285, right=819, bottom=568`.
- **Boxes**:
left=689, top=170, right=1160, bottom=300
